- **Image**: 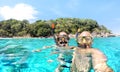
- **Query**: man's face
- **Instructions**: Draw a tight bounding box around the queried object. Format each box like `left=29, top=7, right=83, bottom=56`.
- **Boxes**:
left=77, top=31, right=92, bottom=48
left=78, top=36, right=92, bottom=48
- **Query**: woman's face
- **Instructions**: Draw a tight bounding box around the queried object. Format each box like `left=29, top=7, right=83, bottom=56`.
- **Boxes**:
left=57, top=35, right=69, bottom=47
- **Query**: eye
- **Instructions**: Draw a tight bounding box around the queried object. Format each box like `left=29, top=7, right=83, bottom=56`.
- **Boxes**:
left=77, top=38, right=82, bottom=43
left=60, top=42, right=63, bottom=44
left=59, top=41, right=68, bottom=44
left=86, top=37, right=92, bottom=41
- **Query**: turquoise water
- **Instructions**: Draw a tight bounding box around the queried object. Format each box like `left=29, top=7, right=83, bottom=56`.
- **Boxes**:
left=0, top=37, right=119, bottom=72
left=92, top=37, right=120, bottom=72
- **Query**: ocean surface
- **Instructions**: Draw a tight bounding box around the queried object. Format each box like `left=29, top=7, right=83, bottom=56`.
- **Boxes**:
left=0, top=37, right=119, bottom=72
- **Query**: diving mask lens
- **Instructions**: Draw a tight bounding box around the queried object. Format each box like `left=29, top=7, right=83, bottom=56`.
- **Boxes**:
left=78, top=36, right=92, bottom=44
left=60, top=41, right=68, bottom=44
left=58, top=36, right=68, bottom=45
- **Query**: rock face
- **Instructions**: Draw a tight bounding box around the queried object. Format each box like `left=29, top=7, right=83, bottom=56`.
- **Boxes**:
left=71, top=48, right=92, bottom=72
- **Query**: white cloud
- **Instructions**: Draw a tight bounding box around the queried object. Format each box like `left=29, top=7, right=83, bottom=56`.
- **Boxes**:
left=0, top=3, right=38, bottom=21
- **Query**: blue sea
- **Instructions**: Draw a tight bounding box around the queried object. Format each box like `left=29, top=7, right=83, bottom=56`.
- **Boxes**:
left=0, top=37, right=120, bottom=72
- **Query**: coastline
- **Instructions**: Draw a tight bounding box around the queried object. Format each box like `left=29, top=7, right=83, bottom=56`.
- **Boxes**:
left=0, top=33, right=119, bottom=39
left=0, top=34, right=76, bottom=39
left=0, top=36, right=54, bottom=39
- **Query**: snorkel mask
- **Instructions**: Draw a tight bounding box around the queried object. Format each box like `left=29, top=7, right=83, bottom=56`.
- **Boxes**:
left=55, top=32, right=69, bottom=47
left=77, top=31, right=92, bottom=48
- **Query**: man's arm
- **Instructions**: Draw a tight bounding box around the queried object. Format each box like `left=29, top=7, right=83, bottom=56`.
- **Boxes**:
left=91, top=48, right=113, bottom=72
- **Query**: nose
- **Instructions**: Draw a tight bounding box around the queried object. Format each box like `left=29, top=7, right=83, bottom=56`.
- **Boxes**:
left=82, top=39, right=87, bottom=43
left=63, top=44, right=66, bottom=46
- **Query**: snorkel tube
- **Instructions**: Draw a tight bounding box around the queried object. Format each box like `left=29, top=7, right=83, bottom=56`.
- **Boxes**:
left=51, top=23, right=55, bottom=35
left=51, top=23, right=57, bottom=44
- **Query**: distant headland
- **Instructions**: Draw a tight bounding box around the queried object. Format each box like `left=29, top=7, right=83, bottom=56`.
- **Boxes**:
left=0, top=18, right=112, bottom=38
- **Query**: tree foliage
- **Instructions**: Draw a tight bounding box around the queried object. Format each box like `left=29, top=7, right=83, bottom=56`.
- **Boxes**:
left=0, top=18, right=111, bottom=37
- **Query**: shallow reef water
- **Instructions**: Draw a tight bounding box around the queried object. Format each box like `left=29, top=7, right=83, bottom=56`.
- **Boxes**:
left=0, top=37, right=119, bottom=72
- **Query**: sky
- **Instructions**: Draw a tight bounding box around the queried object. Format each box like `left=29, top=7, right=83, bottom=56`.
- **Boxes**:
left=0, top=0, right=120, bottom=34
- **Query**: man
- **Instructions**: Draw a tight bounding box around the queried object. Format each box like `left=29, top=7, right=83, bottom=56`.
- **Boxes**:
left=71, top=31, right=113, bottom=72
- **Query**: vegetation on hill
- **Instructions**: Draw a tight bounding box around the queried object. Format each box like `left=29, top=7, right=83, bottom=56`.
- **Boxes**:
left=0, top=18, right=111, bottom=37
